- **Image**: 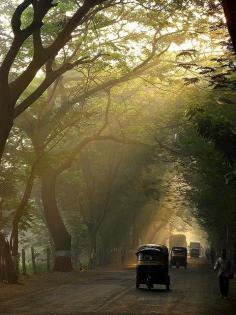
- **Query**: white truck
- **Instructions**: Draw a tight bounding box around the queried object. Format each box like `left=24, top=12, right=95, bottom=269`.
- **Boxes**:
left=169, top=234, right=187, bottom=249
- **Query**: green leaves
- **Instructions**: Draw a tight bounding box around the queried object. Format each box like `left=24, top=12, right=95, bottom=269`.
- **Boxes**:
left=186, top=106, right=236, bottom=166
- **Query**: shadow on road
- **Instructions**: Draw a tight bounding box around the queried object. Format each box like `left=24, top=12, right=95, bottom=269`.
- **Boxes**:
left=136, top=287, right=171, bottom=294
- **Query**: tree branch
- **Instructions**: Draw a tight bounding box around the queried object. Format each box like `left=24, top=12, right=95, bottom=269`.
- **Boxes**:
left=0, top=0, right=54, bottom=80
left=53, top=38, right=172, bottom=120
left=13, top=53, right=104, bottom=118
left=55, top=134, right=147, bottom=176
left=96, top=89, right=111, bottom=135
left=10, top=0, right=107, bottom=104
left=11, top=0, right=34, bottom=35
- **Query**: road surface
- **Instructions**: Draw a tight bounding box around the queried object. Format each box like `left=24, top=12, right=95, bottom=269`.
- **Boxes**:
left=0, top=258, right=235, bottom=314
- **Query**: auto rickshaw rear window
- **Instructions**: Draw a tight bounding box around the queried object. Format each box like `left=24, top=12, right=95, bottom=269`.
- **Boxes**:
left=138, top=250, right=163, bottom=261
left=173, top=249, right=185, bottom=253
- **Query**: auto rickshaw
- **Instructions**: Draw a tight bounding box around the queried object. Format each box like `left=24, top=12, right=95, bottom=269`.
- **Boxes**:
left=170, top=246, right=187, bottom=269
left=190, top=247, right=200, bottom=258
left=136, top=244, right=170, bottom=290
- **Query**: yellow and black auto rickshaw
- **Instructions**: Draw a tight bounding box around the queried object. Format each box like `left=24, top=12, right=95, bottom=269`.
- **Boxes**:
left=170, top=246, right=187, bottom=269
left=136, top=244, right=170, bottom=290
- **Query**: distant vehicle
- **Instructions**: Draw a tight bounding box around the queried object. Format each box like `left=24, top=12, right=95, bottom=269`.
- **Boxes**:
left=169, top=234, right=187, bottom=249
left=136, top=244, right=170, bottom=290
left=189, top=242, right=201, bottom=258
left=170, top=246, right=187, bottom=269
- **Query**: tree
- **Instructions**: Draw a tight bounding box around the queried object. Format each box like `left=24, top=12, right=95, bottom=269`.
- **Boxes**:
left=77, top=143, right=124, bottom=268
left=222, top=0, right=236, bottom=53
left=1, top=0, right=226, bottom=162
left=0, top=0, right=112, bottom=162
left=10, top=2, right=192, bottom=270
left=171, top=86, right=236, bottom=255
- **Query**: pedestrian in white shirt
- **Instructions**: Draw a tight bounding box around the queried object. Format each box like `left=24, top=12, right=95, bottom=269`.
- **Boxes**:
left=214, top=249, right=233, bottom=298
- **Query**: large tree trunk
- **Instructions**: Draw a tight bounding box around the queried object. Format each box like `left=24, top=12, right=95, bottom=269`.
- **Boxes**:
left=0, top=118, right=12, bottom=162
left=88, top=233, right=97, bottom=269
left=10, top=166, right=35, bottom=272
left=0, top=233, right=18, bottom=283
left=0, top=94, right=14, bottom=162
left=41, top=170, right=73, bottom=272
left=222, top=0, right=236, bottom=53
left=0, top=197, right=3, bottom=229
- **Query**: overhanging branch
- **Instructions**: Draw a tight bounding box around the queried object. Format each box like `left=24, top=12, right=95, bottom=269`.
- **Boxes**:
left=55, top=134, right=148, bottom=176
left=13, top=53, right=104, bottom=118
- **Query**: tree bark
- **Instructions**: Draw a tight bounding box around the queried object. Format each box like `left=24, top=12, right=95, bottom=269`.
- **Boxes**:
left=0, top=233, right=18, bottom=283
left=0, top=197, right=3, bottom=229
left=41, top=169, right=73, bottom=272
left=88, top=233, right=97, bottom=269
left=10, top=165, right=35, bottom=266
left=0, top=94, right=14, bottom=161
left=222, top=0, right=236, bottom=53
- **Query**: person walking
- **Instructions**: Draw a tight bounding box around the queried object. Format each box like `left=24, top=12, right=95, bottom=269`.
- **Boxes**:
left=214, top=249, right=233, bottom=299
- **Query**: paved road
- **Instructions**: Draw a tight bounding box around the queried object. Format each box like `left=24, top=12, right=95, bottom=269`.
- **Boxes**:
left=0, top=258, right=235, bottom=314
